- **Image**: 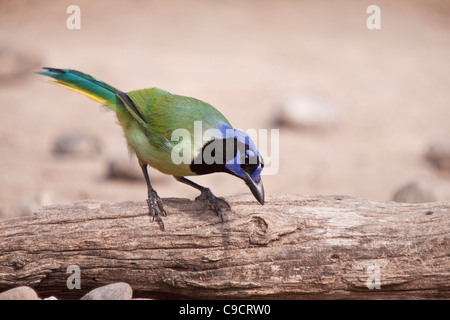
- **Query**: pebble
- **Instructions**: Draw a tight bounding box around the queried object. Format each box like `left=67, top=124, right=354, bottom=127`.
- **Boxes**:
left=392, top=179, right=450, bottom=203
left=425, top=138, right=450, bottom=172
left=0, top=282, right=143, bottom=300
left=0, top=286, right=40, bottom=300
left=53, top=133, right=102, bottom=158
left=107, top=156, right=143, bottom=181
left=275, top=95, right=339, bottom=129
left=80, top=282, right=133, bottom=300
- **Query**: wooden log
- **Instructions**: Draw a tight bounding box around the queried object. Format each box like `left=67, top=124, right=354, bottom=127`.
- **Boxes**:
left=0, top=194, right=449, bottom=299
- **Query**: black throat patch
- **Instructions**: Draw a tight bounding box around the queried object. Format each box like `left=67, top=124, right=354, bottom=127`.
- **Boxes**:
left=190, top=137, right=238, bottom=175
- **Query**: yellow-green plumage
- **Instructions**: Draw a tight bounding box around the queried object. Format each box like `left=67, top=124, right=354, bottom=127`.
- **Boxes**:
left=39, top=68, right=230, bottom=178
left=121, top=88, right=231, bottom=177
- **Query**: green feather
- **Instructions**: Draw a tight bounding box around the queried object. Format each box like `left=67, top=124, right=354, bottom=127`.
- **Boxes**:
left=38, top=68, right=231, bottom=177
left=126, top=88, right=231, bottom=143
left=38, top=68, right=121, bottom=110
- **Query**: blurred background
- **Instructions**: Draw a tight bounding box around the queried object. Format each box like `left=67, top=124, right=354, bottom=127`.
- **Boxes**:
left=1, top=0, right=449, bottom=219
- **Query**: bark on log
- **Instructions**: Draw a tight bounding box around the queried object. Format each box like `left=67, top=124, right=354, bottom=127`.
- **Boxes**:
left=0, top=194, right=449, bottom=299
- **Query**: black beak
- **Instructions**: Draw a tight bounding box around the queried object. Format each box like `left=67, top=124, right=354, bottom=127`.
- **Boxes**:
left=243, top=171, right=264, bottom=205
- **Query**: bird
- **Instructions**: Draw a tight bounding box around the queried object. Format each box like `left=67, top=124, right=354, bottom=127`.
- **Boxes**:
left=38, top=68, right=264, bottom=230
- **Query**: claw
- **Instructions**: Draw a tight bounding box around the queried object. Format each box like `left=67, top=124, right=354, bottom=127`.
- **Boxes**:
left=195, top=188, right=231, bottom=221
left=216, top=197, right=231, bottom=211
left=146, top=189, right=166, bottom=231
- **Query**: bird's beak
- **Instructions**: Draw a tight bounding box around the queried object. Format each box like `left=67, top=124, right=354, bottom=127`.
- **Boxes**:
left=243, top=171, right=265, bottom=205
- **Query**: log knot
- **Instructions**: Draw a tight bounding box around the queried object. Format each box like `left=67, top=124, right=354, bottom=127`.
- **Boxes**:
left=247, top=213, right=298, bottom=245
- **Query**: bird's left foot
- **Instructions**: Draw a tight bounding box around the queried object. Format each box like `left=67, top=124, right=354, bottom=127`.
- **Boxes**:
left=195, top=188, right=231, bottom=221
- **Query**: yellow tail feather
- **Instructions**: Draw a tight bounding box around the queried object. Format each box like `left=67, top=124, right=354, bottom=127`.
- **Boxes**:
left=49, top=80, right=108, bottom=105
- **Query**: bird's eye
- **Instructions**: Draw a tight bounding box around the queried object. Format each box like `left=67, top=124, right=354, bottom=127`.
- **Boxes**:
left=241, top=151, right=259, bottom=174
left=244, top=153, right=250, bottom=164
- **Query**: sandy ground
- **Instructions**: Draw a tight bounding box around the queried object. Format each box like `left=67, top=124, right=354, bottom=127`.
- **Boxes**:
left=0, top=0, right=449, bottom=219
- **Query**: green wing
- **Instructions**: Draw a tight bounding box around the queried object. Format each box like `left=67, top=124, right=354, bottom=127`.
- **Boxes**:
left=119, top=88, right=231, bottom=150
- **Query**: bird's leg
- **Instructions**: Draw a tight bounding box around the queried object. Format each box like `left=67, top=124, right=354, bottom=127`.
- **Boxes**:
left=141, top=163, right=166, bottom=230
left=176, top=177, right=231, bottom=221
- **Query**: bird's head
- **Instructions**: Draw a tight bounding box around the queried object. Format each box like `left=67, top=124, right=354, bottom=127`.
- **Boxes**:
left=190, top=124, right=265, bottom=205
left=222, top=127, right=264, bottom=205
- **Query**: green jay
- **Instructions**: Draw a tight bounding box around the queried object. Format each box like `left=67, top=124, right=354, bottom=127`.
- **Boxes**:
left=38, top=68, right=264, bottom=230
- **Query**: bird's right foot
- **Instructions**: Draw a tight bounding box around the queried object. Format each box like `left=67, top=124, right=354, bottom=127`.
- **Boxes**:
left=146, top=189, right=166, bottom=231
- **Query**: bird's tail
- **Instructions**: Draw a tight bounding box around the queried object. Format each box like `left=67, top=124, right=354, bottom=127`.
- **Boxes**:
left=38, top=68, right=122, bottom=111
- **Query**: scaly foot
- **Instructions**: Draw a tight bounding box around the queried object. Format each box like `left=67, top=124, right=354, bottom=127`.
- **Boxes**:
left=146, top=188, right=166, bottom=230
left=195, top=188, right=231, bottom=221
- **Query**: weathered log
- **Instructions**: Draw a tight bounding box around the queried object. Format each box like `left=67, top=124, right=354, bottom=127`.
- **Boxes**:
left=0, top=194, right=448, bottom=299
